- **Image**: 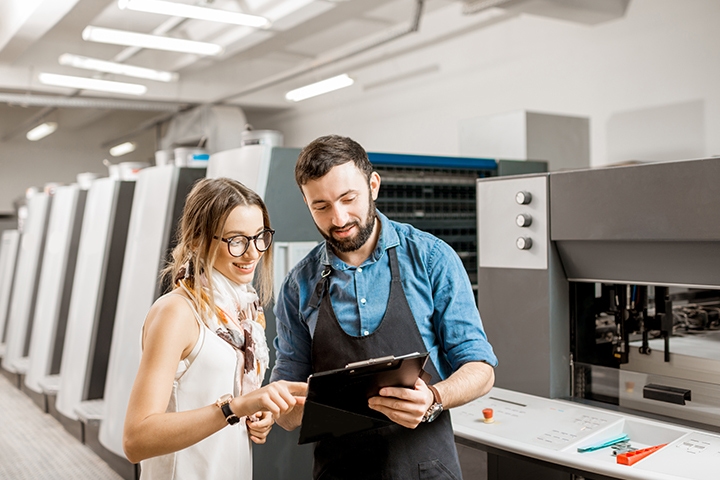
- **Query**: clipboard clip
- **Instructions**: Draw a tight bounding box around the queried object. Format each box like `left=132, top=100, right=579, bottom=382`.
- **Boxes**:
left=346, top=356, right=395, bottom=369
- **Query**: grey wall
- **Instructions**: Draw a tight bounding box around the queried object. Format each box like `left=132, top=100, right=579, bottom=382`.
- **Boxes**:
left=0, top=108, right=157, bottom=214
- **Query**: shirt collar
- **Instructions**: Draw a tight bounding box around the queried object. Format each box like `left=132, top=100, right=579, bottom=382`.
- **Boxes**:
left=321, top=210, right=399, bottom=270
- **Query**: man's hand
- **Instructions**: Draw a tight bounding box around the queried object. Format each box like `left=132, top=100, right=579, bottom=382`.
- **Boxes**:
left=367, top=378, right=434, bottom=429
left=246, top=411, right=274, bottom=444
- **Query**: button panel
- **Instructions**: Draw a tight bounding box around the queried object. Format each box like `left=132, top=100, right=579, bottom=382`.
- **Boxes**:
left=477, top=175, right=548, bottom=270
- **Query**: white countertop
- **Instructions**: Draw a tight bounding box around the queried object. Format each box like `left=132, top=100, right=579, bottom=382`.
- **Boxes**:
left=452, top=387, right=720, bottom=480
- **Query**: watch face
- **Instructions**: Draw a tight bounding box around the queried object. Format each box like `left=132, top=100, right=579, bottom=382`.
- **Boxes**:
left=424, top=403, right=443, bottom=423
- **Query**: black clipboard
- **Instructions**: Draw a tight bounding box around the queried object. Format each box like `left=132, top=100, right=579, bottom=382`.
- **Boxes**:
left=298, top=351, right=429, bottom=444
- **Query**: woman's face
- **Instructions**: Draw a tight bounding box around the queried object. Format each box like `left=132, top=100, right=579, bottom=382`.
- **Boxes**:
left=213, top=205, right=267, bottom=285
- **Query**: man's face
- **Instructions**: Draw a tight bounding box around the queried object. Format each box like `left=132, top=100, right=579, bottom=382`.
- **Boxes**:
left=301, top=162, right=380, bottom=253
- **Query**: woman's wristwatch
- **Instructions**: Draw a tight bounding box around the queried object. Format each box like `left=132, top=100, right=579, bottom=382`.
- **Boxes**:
left=421, top=384, right=444, bottom=423
left=216, top=394, right=240, bottom=425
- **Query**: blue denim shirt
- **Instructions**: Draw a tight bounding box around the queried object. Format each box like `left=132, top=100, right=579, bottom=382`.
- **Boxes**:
left=270, top=210, right=498, bottom=383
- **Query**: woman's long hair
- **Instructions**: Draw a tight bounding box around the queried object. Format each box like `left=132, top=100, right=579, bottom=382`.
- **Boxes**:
left=162, top=177, right=274, bottom=315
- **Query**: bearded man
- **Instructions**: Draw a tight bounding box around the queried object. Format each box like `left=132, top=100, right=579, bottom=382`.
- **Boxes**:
left=270, top=134, right=497, bottom=480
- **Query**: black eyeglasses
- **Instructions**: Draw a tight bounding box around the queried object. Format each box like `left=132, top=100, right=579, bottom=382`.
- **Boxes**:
left=214, top=229, right=275, bottom=257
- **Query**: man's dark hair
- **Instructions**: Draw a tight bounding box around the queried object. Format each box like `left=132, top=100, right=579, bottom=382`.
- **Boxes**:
left=295, top=135, right=374, bottom=187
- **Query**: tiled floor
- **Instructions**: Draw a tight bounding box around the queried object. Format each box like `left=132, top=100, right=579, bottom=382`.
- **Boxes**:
left=0, top=372, right=122, bottom=480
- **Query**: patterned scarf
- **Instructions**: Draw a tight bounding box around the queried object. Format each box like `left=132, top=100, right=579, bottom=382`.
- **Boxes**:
left=179, top=267, right=269, bottom=398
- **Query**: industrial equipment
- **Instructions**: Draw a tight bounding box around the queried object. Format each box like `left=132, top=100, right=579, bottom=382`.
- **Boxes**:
left=471, top=157, right=720, bottom=479
left=24, top=183, right=87, bottom=408
left=52, top=176, right=135, bottom=440
left=1, top=187, right=53, bottom=382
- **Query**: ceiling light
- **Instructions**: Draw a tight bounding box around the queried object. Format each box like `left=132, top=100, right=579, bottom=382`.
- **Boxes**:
left=118, top=0, right=270, bottom=28
left=26, top=122, right=58, bottom=141
left=59, top=53, right=178, bottom=82
left=109, top=142, right=137, bottom=157
left=285, top=74, right=354, bottom=102
left=82, top=26, right=223, bottom=56
left=39, top=73, right=147, bottom=95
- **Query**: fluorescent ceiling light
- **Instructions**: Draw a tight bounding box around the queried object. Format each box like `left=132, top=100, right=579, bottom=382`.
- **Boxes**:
left=109, top=142, right=137, bottom=157
left=39, top=73, right=147, bottom=95
left=26, top=122, right=58, bottom=141
left=82, top=26, right=223, bottom=56
left=118, top=0, right=270, bottom=28
left=59, top=53, right=178, bottom=82
left=285, top=74, right=354, bottom=102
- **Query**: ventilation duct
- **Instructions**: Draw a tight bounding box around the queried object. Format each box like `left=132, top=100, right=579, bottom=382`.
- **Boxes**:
left=159, top=104, right=247, bottom=154
left=462, top=0, right=631, bottom=25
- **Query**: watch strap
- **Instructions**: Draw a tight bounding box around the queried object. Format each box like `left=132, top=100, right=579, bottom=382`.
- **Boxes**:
left=427, top=384, right=442, bottom=406
left=220, top=401, right=240, bottom=425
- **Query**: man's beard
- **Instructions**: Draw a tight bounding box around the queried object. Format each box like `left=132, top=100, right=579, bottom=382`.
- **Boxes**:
left=319, top=199, right=377, bottom=253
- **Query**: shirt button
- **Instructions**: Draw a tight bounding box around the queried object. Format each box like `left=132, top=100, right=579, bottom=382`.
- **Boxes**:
left=363, top=330, right=370, bottom=336
left=357, top=267, right=363, bottom=273
left=360, top=298, right=366, bottom=304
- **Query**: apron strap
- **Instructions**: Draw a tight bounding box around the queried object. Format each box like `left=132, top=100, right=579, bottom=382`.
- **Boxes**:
left=308, top=265, right=332, bottom=310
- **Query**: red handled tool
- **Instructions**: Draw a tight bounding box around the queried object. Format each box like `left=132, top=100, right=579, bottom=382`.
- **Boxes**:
left=616, top=443, right=667, bottom=466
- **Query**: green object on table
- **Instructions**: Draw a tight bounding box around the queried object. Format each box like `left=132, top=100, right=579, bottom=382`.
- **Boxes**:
left=577, top=433, right=630, bottom=453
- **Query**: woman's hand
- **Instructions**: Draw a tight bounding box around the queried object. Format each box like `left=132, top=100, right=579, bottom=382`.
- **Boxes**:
left=246, top=411, right=274, bottom=444
left=232, top=380, right=307, bottom=420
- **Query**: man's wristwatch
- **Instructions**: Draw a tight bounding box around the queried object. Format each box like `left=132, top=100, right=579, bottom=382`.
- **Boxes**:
left=216, top=394, right=240, bottom=426
left=421, top=384, right=444, bottom=423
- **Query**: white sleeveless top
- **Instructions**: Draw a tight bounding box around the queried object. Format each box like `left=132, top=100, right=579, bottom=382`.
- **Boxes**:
left=140, top=294, right=252, bottom=480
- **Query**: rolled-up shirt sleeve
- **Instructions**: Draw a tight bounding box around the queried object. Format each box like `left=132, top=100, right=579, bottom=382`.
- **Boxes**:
left=270, top=276, right=313, bottom=383
left=428, top=239, right=498, bottom=372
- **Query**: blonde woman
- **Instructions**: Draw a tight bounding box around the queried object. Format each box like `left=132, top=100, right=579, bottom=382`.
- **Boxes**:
left=124, top=177, right=306, bottom=479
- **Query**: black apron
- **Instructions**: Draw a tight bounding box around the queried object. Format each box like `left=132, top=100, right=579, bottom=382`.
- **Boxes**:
left=309, top=247, right=462, bottom=480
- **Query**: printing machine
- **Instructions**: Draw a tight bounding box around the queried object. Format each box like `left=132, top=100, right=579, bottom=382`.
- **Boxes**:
left=52, top=175, right=136, bottom=441
left=24, top=182, right=88, bottom=410
left=0, top=229, right=20, bottom=357
left=463, top=157, right=720, bottom=479
left=95, top=163, right=206, bottom=479
left=1, top=187, right=53, bottom=384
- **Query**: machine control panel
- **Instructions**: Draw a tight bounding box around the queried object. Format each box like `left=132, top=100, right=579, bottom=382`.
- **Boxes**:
left=454, top=387, right=720, bottom=480
left=477, top=175, right=548, bottom=270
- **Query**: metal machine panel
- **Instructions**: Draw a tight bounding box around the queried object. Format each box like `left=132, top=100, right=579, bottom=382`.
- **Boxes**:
left=1, top=191, right=51, bottom=374
left=99, top=166, right=205, bottom=458
left=263, top=148, right=320, bottom=244
left=556, top=240, right=720, bottom=287
left=550, top=158, right=720, bottom=241
left=549, top=158, right=720, bottom=286
left=0, top=229, right=20, bottom=352
left=56, top=178, right=134, bottom=421
left=273, top=242, right=319, bottom=301
left=477, top=175, right=548, bottom=270
left=207, top=130, right=283, bottom=198
left=25, top=185, right=86, bottom=394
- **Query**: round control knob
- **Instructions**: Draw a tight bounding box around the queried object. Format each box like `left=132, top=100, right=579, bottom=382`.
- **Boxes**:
left=516, top=237, right=533, bottom=250
left=515, top=191, right=532, bottom=205
left=482, top=408, right=495, bottom=424
left=516, top=213, right=532, bottom=227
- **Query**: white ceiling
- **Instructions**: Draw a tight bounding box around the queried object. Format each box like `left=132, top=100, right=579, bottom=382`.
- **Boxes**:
left=0, top=0, right=447, bottom=107
left=0, top=0, right=631, bottom=143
